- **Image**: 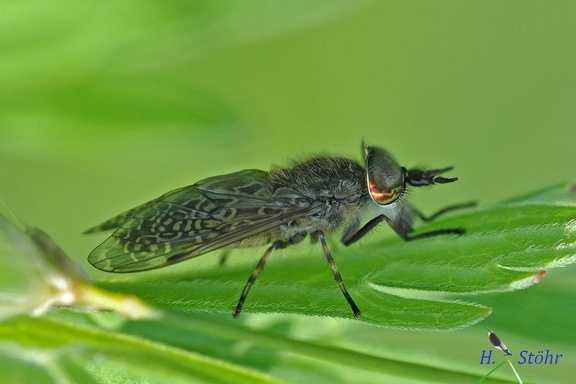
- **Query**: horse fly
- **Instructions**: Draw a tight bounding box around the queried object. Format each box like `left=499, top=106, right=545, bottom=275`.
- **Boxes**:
left=86, top=143, right=469, bottom=317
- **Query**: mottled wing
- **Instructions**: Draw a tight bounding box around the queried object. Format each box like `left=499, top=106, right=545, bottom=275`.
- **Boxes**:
left=84, top=170, right=271, bottom=234
left=87, top=170, right=317, bottom=272
left=83, top=188, right=187, bottom=234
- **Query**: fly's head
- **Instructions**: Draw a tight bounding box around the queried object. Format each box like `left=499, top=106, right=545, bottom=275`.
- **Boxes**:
left=364, top=144, right=405, bottom=207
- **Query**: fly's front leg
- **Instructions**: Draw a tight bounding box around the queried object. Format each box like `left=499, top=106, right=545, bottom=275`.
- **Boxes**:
left=344, top=206, right=465, bottom=246
left=411, top=202, right=477, bottom=223
left=342, top=215, right=387, bottom=246
left=392, top=221, right=465, bottom=241
left=389, top=203, right=466, bottom=241
left=403, top=166, right=473, bottom=238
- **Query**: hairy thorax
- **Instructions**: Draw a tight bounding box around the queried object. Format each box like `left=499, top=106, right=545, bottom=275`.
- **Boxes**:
left=268, top=156, right=369, bottom=241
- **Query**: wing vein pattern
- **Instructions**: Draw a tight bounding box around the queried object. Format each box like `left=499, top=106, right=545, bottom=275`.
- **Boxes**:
left=88, top=170, right=319, bottom=272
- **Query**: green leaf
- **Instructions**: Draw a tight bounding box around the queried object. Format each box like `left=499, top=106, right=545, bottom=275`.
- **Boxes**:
left=0, top=315, right=284, bottom=384
left=4, top=183, right=573, bottom=381
left=4, top=185, right=573, bottom=382
left=95, top=183, right=576, bottom=330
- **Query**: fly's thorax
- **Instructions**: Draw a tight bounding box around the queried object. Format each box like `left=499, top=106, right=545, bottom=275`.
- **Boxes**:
left=268, top=193, right=368, bottom=240
left=266, top=156, right=369, bottom=243
left=270, top=156, right=365, bottom=197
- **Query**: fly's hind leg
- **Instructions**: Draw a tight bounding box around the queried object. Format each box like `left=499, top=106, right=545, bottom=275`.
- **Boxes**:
left=233, top=232, right=309, bottom=317
left=233, top=240, right=288, bottom=318
left=218, top=250, right=230, bottom=267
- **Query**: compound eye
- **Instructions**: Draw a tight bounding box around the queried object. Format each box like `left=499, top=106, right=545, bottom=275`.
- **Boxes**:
left=364, top=144, right=405, bottom=205
left=368, top=180, right=403, bottom=205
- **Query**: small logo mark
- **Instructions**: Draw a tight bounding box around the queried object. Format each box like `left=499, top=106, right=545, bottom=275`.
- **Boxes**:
left=477, top=328, right=522, bottom=384
left=487, top=328, right=513, bottom=356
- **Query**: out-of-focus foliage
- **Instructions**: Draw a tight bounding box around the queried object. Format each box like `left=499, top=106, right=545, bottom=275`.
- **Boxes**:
left=1, top=1, right=576, bottom=383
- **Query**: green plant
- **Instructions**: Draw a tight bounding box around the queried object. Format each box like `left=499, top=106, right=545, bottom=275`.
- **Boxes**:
left=1, top=184, right=575, bottom=383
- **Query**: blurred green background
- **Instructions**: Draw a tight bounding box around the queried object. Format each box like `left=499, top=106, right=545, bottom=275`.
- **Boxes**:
left=1, top=1, right=575, bottom=383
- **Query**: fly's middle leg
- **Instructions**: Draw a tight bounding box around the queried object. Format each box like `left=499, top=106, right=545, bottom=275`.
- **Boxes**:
left=316, top=230, right=361, bottom=318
